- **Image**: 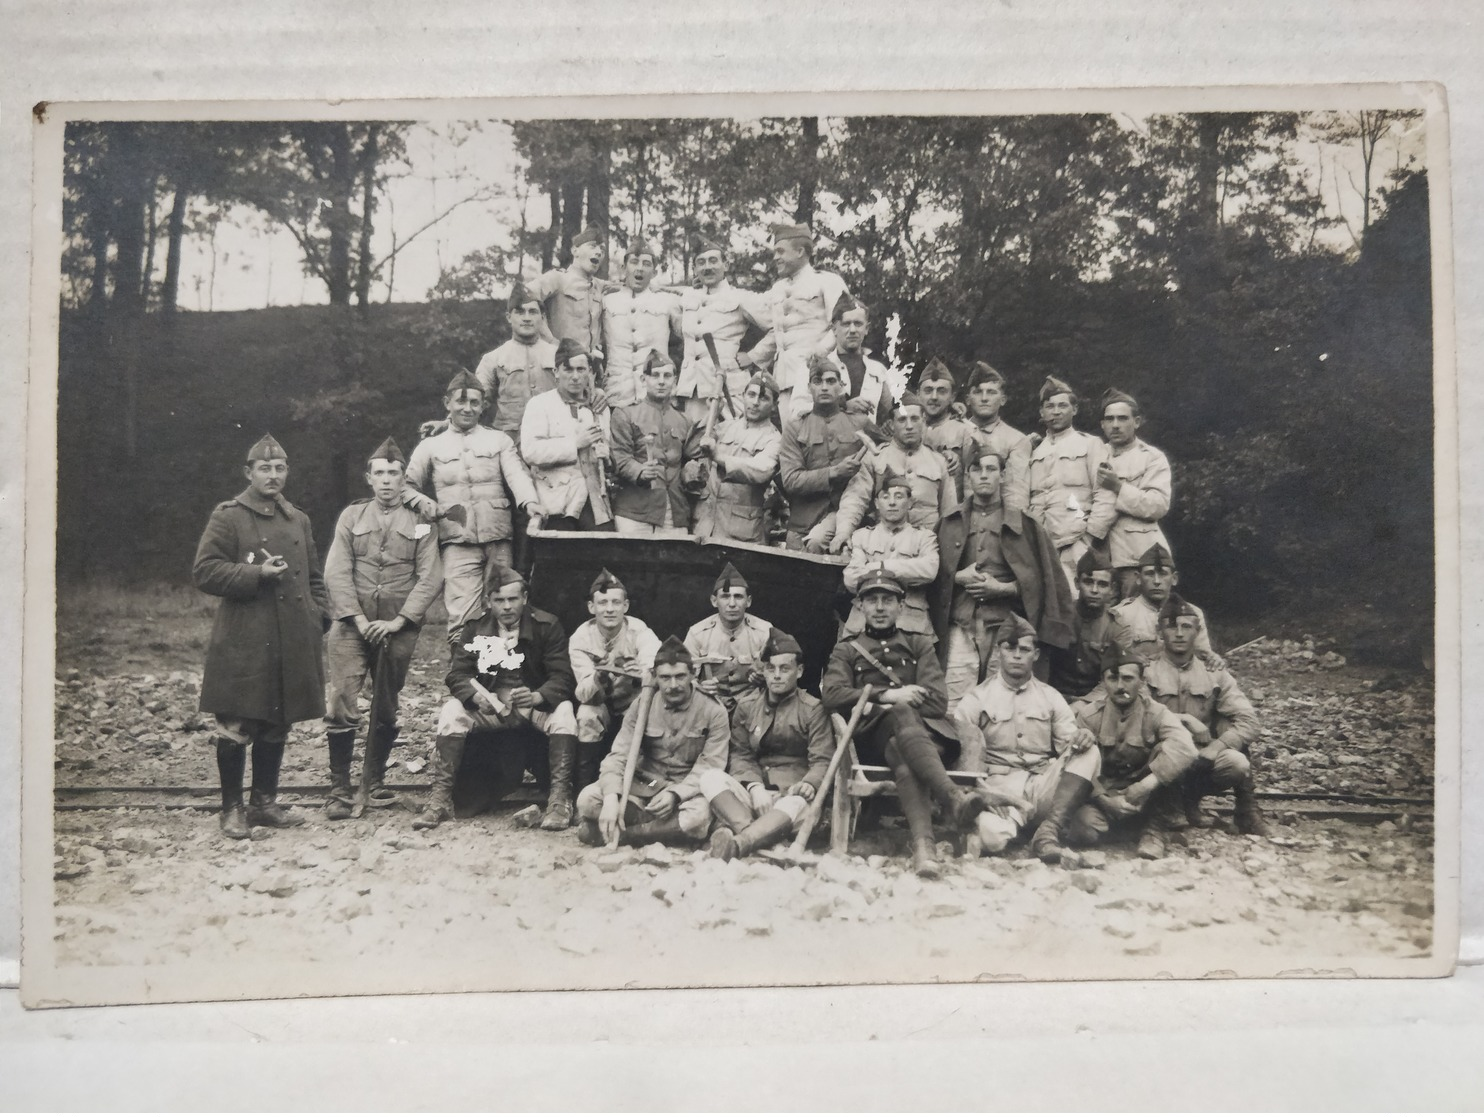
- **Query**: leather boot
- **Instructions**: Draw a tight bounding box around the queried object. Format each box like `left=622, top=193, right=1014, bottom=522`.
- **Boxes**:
left=246, top=738, right=303, bottom=828
left=731, top=809, right=795, bottom=859
left=364, top=724, right=398, bottom=808
left=1233, top=771, right=1271, bottom=836
left=622, top=816, right=687, bottom=845
left=1136, top=820, right=1168, bottom=860
left=215, top=737, right=249, bottom=839
left=539, top=734, right=578, bottom=831
left=413, top=735, right=465, bottom=830
left=576, top=816, right=603, bottom=846
left=707, top=789, right=760, bottom=860
left=892, top=765, right=941, bottom=879
left=576, top=740, right=603, bottom=793
left=1030, top=772, right=1094, bottom=865
left=1181, top=756, right=1216, bottom=828
left=325, top=730, right=356, bottom=821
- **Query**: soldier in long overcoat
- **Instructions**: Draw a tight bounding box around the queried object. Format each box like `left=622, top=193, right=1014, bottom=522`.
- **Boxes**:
left=193, top=433, right=330, bottom=838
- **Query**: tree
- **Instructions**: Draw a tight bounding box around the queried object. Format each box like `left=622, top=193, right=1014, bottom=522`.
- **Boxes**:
left=1310, top=110, right=1423, bottom=248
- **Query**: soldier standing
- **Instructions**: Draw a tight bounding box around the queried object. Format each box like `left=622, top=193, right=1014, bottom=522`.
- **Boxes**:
left=821, top=567, right=990, bottom=879
left=1098, top=388, right=1173, bottom=600
left=700, top=629, right=835, bottom=860
left=530, top=225, right=614, bottom=360
left=683, top=562, right=773, bottom=712
left=415, top=565, right=579, bottom=831
left=473, top=281, right=559, bottom=437
left=931, top=446, right=1073, bottom=711
left=1146, top=595, right=1269, bottom=836
left=608, top=351, right=702, bottom=535
left=321, top=437, right=443, bottom=818
left=827, top=294, right=891, bottom=424
left=673, top=235, right=771, bottom=426
left=1008, top=376, right=1116, bottom=592
left=842, top=470, right=940, bottom=639
left=741, top=223, right=851, bottom=421
left=960, top=362, right=1029, bottom=510
left=519, top=339, right=614, bottom=531
left=568, top=568, right=663, bottom=791
left=193, top=434, right=330, bottom=838
left=953, top=615, right=1102, bottom=864
left=688, top=372, right=782, bottom=543
left=1107, top=543, right=1220, bottom=667
left=1046, top=548, right=1118, bottom=701
left=601, top=239, right=681, bottom=411
left=832, top=392, right=956, bottom=547
left=1068, top=643, right=1198, bottom=860
left=576, top=636, right=731, bottom=848
left=404, top=370, right=542, bottom=634
left=917, top=357, right=975, bottom=491
left=778, top=356, right=870, bottom=552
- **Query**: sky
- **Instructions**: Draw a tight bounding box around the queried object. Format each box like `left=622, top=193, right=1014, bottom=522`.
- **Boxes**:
left=163, top=113, right=1427, bottom=313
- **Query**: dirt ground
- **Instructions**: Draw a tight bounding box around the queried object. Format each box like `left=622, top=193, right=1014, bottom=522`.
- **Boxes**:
left=46, top=592, right=1438, bottom=987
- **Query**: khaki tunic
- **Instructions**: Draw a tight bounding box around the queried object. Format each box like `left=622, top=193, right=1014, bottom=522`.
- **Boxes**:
left=404, top=425, right=539, bottom=544
left=1013, top=428, right=1116, bottom=551
left=953, top=674, right=1081, bottom=780
left=676, top=280, right=770, bottom=405
left=778, top=407, right=870, bottom=533
left=602, top=286, right=681, bottom=410
left=1144, top=654, right=1260, bottom=753
left=474, top=337, right=557, bottom=436
left=745, top=264, right=850, bottom=396
left=684, top=613, right=774, bottom=704
left=1103, top=437, right=1172, bottom=571
left=835, top=442, right=957, bottom=541
left=691, top=416, right=781, bottom=543
left=531, top=267, right=606, bottom=354
left=598, top=688, right=730, bottom=803
left=1107, top=595, right=1214, bottom=665
left=842, top=522, right=939, bottom=636
left=727, top=687, right=835, bottom=792
left=1074, top=691, right=1197, bottom=792
left=609, top=400, right=700, bottom=527
left=323, top=499, right=442, bottom=624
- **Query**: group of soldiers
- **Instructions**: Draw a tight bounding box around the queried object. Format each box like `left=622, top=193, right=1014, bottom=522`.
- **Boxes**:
left=191, top=221, right=1269, bottom=881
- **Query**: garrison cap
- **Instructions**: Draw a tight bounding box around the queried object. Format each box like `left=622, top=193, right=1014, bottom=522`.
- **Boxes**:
left=770, top=221, right=814, bottom=245
left=964, top=439, right=1005, bottom=470
left=624, top=237, right=657, bottom=261
left=1136, top=543, right=1175, bottom=571
left=653, top=634, right=694, bottom=667
left=589, top=567, right=625, bottom=597
left=690, top=234, right=726, bottom=256
left=1158, top=593, right=1202, bottom=627
left=745, top=370, right=781, bottom=399
left=507, top=280, right=539, bottom=310
left=919, top=356, right=956, bottom=387
left=571, top=226, right=605, bottom=248
left=554, top=337, right=590, bottom=368
left=856, top=564, right=905, bottom=598
left=807, top=353, right=841, bottom=380
left=1076, top=547, right=1114, bottom=576
left=893, top=390, right=925, bottom=412
left=1101, top=387, right=1140, bottom=415
left=995, top=613, right=1039, bottom=646
left=445, top=368, right=484, bottom=397
left=875, top=467, right=912, bottom=496
left=831, top=291, right=865, bottom=322
left=642, top=348, right=675, bottom=374
left=1039, top=375, right=1077, bottom=403
left=1100, top=641, right=1146, bottom=675
left=246, top=433, right=287, bottom=463
left=484, top=563, right=526, bottom=593
left=366, top=436, right=405, bottom=467
left=762, top=628, right=803, bottom=660
left=967, top=361, right=1006, bottom=390
left=713, top=561, right=748, bottom=593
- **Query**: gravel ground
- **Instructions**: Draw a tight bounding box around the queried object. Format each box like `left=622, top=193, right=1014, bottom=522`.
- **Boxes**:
left=47, top=608, right=1438, bottom=986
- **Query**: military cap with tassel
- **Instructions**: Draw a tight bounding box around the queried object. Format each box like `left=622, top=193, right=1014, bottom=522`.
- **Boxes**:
left=1158, top=593, right=1202, bottom=627
left=769, top=222, right=813, bottom=244
left=762, top=628, right=803, bottom=660
left=484, top=563, right=526, bottom=593
left=1135, top=542, right=1175, bottom=571
left=624, top=238, right=657, bottom=260
left=1101, top=387, right=1140, bottom=415
left=875, top=467, right=912, bottom=496
left=967, top=361, right=1005, bottom=390
left=1075, top=546, right=1114, bottom=576
left=571, top=226, right=605, bottom=248
left=831, top=291, right=866, bottom=322
left=366, top=435, right=405, bottom=467
left=919, top=356, right=956, bottom=387
left=1100, top=640, right=1146, bottom=675
left=507, top=280, right=539, bottom=310
left=691, top=233, right=726, bottom=256
left=445, top=368, right=484, bottom=397
left=554, top=337, right=590, bottom=368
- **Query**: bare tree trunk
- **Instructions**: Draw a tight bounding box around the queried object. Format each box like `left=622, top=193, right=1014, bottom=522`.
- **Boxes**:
left=89, top=210, right=110, bottom=309
left=586, top=137, right=611, bottom=278
left=543, top=187, right=560, bottom=271
left=794, top=116, right=821, bottom=226
left=560, top=179, right=584, bottom=263
left=161, top=183, right=189, bottom=317
left=356, top=125, right=379, bottom=312
left=141, top=178, right=160, bottom=310
left=325, top=124, right=355, bottom=306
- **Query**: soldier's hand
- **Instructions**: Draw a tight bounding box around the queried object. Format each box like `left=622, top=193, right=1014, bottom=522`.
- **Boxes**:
left=363, top=619, right=393, bottom=645
left=1200, top=651, right=1226, bottom=672
left=645, top=790, right=679, bottom=820
left=695, top=677, right=719, bottom=696
left=589, top=388, right=609, bottom=413
left=575, top=423, right=603, bottom=450
left=419, top=419, right=449, bottom=440
left=1096, top=461, right=1122, bottom=493
left=828, top=535, right=849, bottom=555
left=950, top=401, right=968, bottom=420
left=639, top=461, right=667, bottom=483
left=785, top=781, right=815, bottom=803
left=259, top=554, right=288, bottom=580
left=748, top=784, right=775, bottom=813
left=1178, top=713, right=1213, bottom=746
left=843, top=397, right=874, bottom=416
left=1123, top=775, right=1159, bottom=811
left=1096, top=792, right=1139, bottom=821
left=696, top=436, right=718, bottom=458
left=1069, top=726, right=1098, bottom=754
left=599, top=795, right=622, bottom=844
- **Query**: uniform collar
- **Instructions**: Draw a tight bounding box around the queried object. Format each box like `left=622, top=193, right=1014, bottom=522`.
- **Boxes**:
left=235, top=488, right=282, bottom=517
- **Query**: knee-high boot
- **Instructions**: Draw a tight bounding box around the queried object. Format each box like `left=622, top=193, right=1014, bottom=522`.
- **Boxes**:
left=1233, top=771, right=1271, bottom=836
left=413, top=735, right=465, bottom=830
left=215, top=737, right=249, bottom=839
left=729, top=809, right=794, bottom=859
left=540, top=734, right=578, bottom=830
left=889, top=712, right=988, bottom=831
left=1030, top=772, right=1094, bottom=865
left=247, top=737, right=303, bottom=828
left=364, top=722, right=398, bottom=808
left=576, top=740, right=604, bottom=793
left=707, top=789, right=757, bottom=860
left=325, top=730, right=356, bottom=821
left=891, top=763, right=942, bottom=880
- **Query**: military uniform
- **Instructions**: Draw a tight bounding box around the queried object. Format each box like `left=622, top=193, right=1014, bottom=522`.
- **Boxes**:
left=609, top=398, right=700, bottom=532
left=1108, top=594, right=1214, bottom=664
left=1010, top=426, right=1116, bottom=589
left=473, top=336, right=558, bottom=436
left=1103, top=437, right=1173, bottom=581
left=834, top=442, right=957, bottom=541
left=778, top=405, right=869, bottom=551
left=828, top=345, right=892, bottom=425
left=746, top=262, right=851, bottom=418
left=689, top=415, right=781, bottom=543
left=820, top=623, right=953, bottom=755
left=532, top=267, right=606, bottom=356
left=683, top=612, right=773, bottom=709
left=602, top=286, right=681, bottom=410
left=1047, top=609, right=1114, bottom=700
left=842, top=522, right=938, bottom=637
left=519, top=386, right=612, bottom=528
left=569, top=615, right=662, bottom=747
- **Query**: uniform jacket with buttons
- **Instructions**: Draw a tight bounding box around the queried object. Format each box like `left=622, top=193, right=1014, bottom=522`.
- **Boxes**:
left=1047, top=608, right=1114, bottom=700
left=1144, top=653, right=1259, bottom=754
left=405, top=425, right=539, bottom=545
left=608, top=399, right=702, bottom=527
left=1107, top=595, right=1214, bottom=664
left=691, top=416, right=781, bottom=543
left=820, top=626, right=953, bottom=739
left=927, top=414, right=1030, bottom=507
left=474, top=337, right=557, bottom=435
left=953, top=673, right=1082, bottom=776
left=745, top=264, right=850, bottom=396
left=727, top=687, right=835, bottom=791
left=834, top=441, right=957, bottom=542
left=568, top=616, right=661, bottom=711
left=684, top=613, right=773, bottom=703
left=532, top=267, right=607, bottom=355
left=193, top=489, right=330, bottom=724
left=778, top=407, right=870, bottom=532
left=1074, top=689, right=1197, bottom=791
left=519, top=389, right=612, bottom=522
left=1103, top=437, right=1172, bottom=571
left=825, top=346, right=891, bottom=423
left=598, top=687, right=730, bottom=802
left=445, top=606, right=575, bottom=714
left=323, top=499, right=443, bottom=625
left=1008, top=427, right=1116, bottom=550
left=842, top=522, right=938, bottom=636
left=676, top=280, right=770, bottom=403
left=602, top=286, right=681, bottom=409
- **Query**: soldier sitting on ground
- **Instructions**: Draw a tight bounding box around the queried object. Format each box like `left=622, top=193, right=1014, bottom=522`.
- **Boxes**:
left=415, top=565, right=578, bottom=831
left=568, top=568, right=662, bottom=795
left=1107, top=543, right=1222, bottom=668
left=1067, top=642, right=1198, bottom=860
left=683, top=562, right=773, bottom=713
left=953, top=614, right=1101, bottom=865
left=820, top=566, right=991, bottom=880
left=700, top=629, right=836, bottom=861
left=576, top=636, right=731, bottom=848
left=1145, top=594, right=1270, bottom=837
left=321, top=437, right=443, bottom=819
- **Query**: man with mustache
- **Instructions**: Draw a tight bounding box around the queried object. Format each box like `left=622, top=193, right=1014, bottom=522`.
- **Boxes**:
left=674, top=235, right=771, bottom=426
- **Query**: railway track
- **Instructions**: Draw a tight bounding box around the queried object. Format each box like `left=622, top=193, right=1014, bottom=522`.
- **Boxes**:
left=53, top=784, right=1433, bottom=823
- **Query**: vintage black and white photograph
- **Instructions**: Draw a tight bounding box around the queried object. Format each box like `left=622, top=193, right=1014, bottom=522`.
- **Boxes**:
left=23, top=90, right=1455, bottom=1006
